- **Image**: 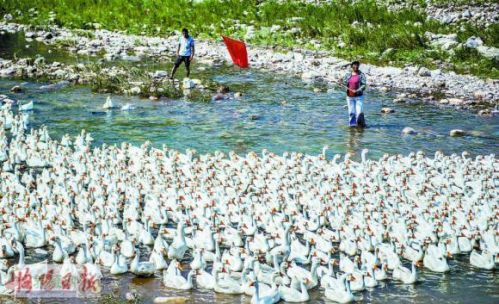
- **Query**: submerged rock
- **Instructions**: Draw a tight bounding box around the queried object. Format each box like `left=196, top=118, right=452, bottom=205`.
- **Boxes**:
left=381, top=107, right=395, bottom=113
left=402, top=127, right=417, bottom=135
left=478, top=109, right=492, bottom=116
left=40, top=80, right=70, bottom=91
left=450, top=129, right=465, bottom=137
left=10, top=85, right=22, bottom=93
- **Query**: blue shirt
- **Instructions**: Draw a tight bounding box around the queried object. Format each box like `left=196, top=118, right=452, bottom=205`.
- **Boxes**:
left=179, top=36, right=195, bottom=57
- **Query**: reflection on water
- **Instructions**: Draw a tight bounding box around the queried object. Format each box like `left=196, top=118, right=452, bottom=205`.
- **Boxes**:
left=346, top=127, right=365, bottom=155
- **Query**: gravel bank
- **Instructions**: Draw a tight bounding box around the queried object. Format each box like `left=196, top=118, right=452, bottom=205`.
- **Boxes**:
left=0, top=22, right=498, bottom=112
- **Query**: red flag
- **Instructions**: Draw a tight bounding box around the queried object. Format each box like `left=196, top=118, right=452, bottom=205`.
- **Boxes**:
left=222, top=36, right=249, bottom=68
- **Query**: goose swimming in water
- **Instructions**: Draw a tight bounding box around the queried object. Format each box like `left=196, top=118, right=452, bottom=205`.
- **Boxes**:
left=0, top=107, right=496, bottom=302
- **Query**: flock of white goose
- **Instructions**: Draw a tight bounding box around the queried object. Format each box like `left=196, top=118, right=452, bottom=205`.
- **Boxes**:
left=0, top=105, right=497, bottom=303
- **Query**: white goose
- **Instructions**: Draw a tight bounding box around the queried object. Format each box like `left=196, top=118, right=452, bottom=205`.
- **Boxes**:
left=163, top=261, right=194, bottom=290
left=324, top=274, right=355, bottom=304
left=278, top=277, right=309, bottom=302
left=130, top=248, right=155, bottom=276
left=393, top=262, right=418, bottom=284
left=469, top=250, right=495, bottom=270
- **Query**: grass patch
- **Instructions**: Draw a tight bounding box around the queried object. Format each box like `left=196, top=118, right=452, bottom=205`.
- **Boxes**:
left=1, top=0, right=498, bottom=77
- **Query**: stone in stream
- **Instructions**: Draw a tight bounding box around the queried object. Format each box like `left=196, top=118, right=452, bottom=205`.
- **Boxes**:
left=402, top=127, right=417, bottom=135
left=450, top=129, right=465, bottom=137
left=212, top=93, right=225, bottom=101
left=10, top=85, right=22, bottom=93
left=447, top=98, right=464, bottom=106
left=153, top=297, right=189, bottom=304
left=478, top=109, right=492, bottom=117
left=234, top=92, right=243, bottom=99
left=40, top=80, right=70, bottom=91
left=125, top=291, right=137, bottom=301
left=381, top=107, right=395, bottom=113
left=217, top=85, right=230, bottom=94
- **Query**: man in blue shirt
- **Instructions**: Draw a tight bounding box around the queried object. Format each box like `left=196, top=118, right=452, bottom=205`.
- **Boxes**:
left=170, top=28, right=195, bottom=79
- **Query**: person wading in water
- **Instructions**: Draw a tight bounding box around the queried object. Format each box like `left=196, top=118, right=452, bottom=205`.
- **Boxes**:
left=170, top=28, right=195, bottom=79
left=343, top=61, right=367, bottom=128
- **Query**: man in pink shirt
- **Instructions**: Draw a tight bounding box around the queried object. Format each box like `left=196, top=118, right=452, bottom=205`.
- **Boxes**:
left=342, top=61, right=367, bottom=127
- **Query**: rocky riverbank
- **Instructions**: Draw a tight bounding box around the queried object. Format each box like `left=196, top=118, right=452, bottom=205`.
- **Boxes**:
left=0, top=21, right=498, bottom=113
left=299, top=1, right=498, bottom=28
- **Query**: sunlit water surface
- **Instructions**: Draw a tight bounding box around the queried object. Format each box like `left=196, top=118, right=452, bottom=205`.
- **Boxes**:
left=0, top=32, right=498, bottom=304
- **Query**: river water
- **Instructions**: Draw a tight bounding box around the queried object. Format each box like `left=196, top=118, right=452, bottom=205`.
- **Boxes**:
left=0, top=32, right=498, bottom=303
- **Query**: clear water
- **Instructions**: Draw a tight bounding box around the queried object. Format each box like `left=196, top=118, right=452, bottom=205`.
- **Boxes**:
left=1, top=32, right=498, bottom=303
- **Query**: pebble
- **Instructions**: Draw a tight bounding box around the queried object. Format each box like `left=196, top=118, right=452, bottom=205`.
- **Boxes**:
left=10, top=85, right=22, bottom=93
left=153, top=297, right=189, bottom=304
left=478, top=109, right=491, bottom=116
left=380, top=107, right=395, bottom=113
left=212, top=93, right=225, bottom=101
left=448, top=98, right=464, bottom=106
left=217, top=85, right=230, bottom=94
left=418, top=67, right=431, bottom=77
left=402, top=127, right=417, bottom=135
left=450, top=129, right=465, bottom=137
left=125, top=291, right=137, bottom=301
left=234, top=92, right=243, bottom=99
left=130, top=87, right=141, bottom=95
left=152, top=70, right=168, bottom=78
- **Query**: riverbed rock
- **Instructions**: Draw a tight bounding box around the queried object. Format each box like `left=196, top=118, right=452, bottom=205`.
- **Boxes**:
left=125, top=292, right=137, bottom=301
left=402, top=127, right=417, bottom=135
left=152, top=70, right=168, bottom=78
left=450, top=129, right=465, bottom=137
left=153, top=297, right=188, bottom=304
left=448, top=98, right=464, bottom=105
left=465, top=36, right=484, bottom=49
left=381, top=107, right=395, bottom=113
left=130, top=86, right=141, bottom=95
left=10, top=85, right=22, bottom=93
left=478, top=109, right=491, bottom=116
left=418, top=67, right=431, bottom=77
left=217, top=85, right=230, bottom=94
left=182, top=78, right=195, bottom=89
left=476, top=45, right=499, bottom=60
left=426, top=33, right=459, bottom=50
left=212, top=93, right=225, bottom=101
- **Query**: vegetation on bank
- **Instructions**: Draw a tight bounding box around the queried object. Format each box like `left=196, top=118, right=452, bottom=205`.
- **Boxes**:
left=0, top=0, right=497, bottom=78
